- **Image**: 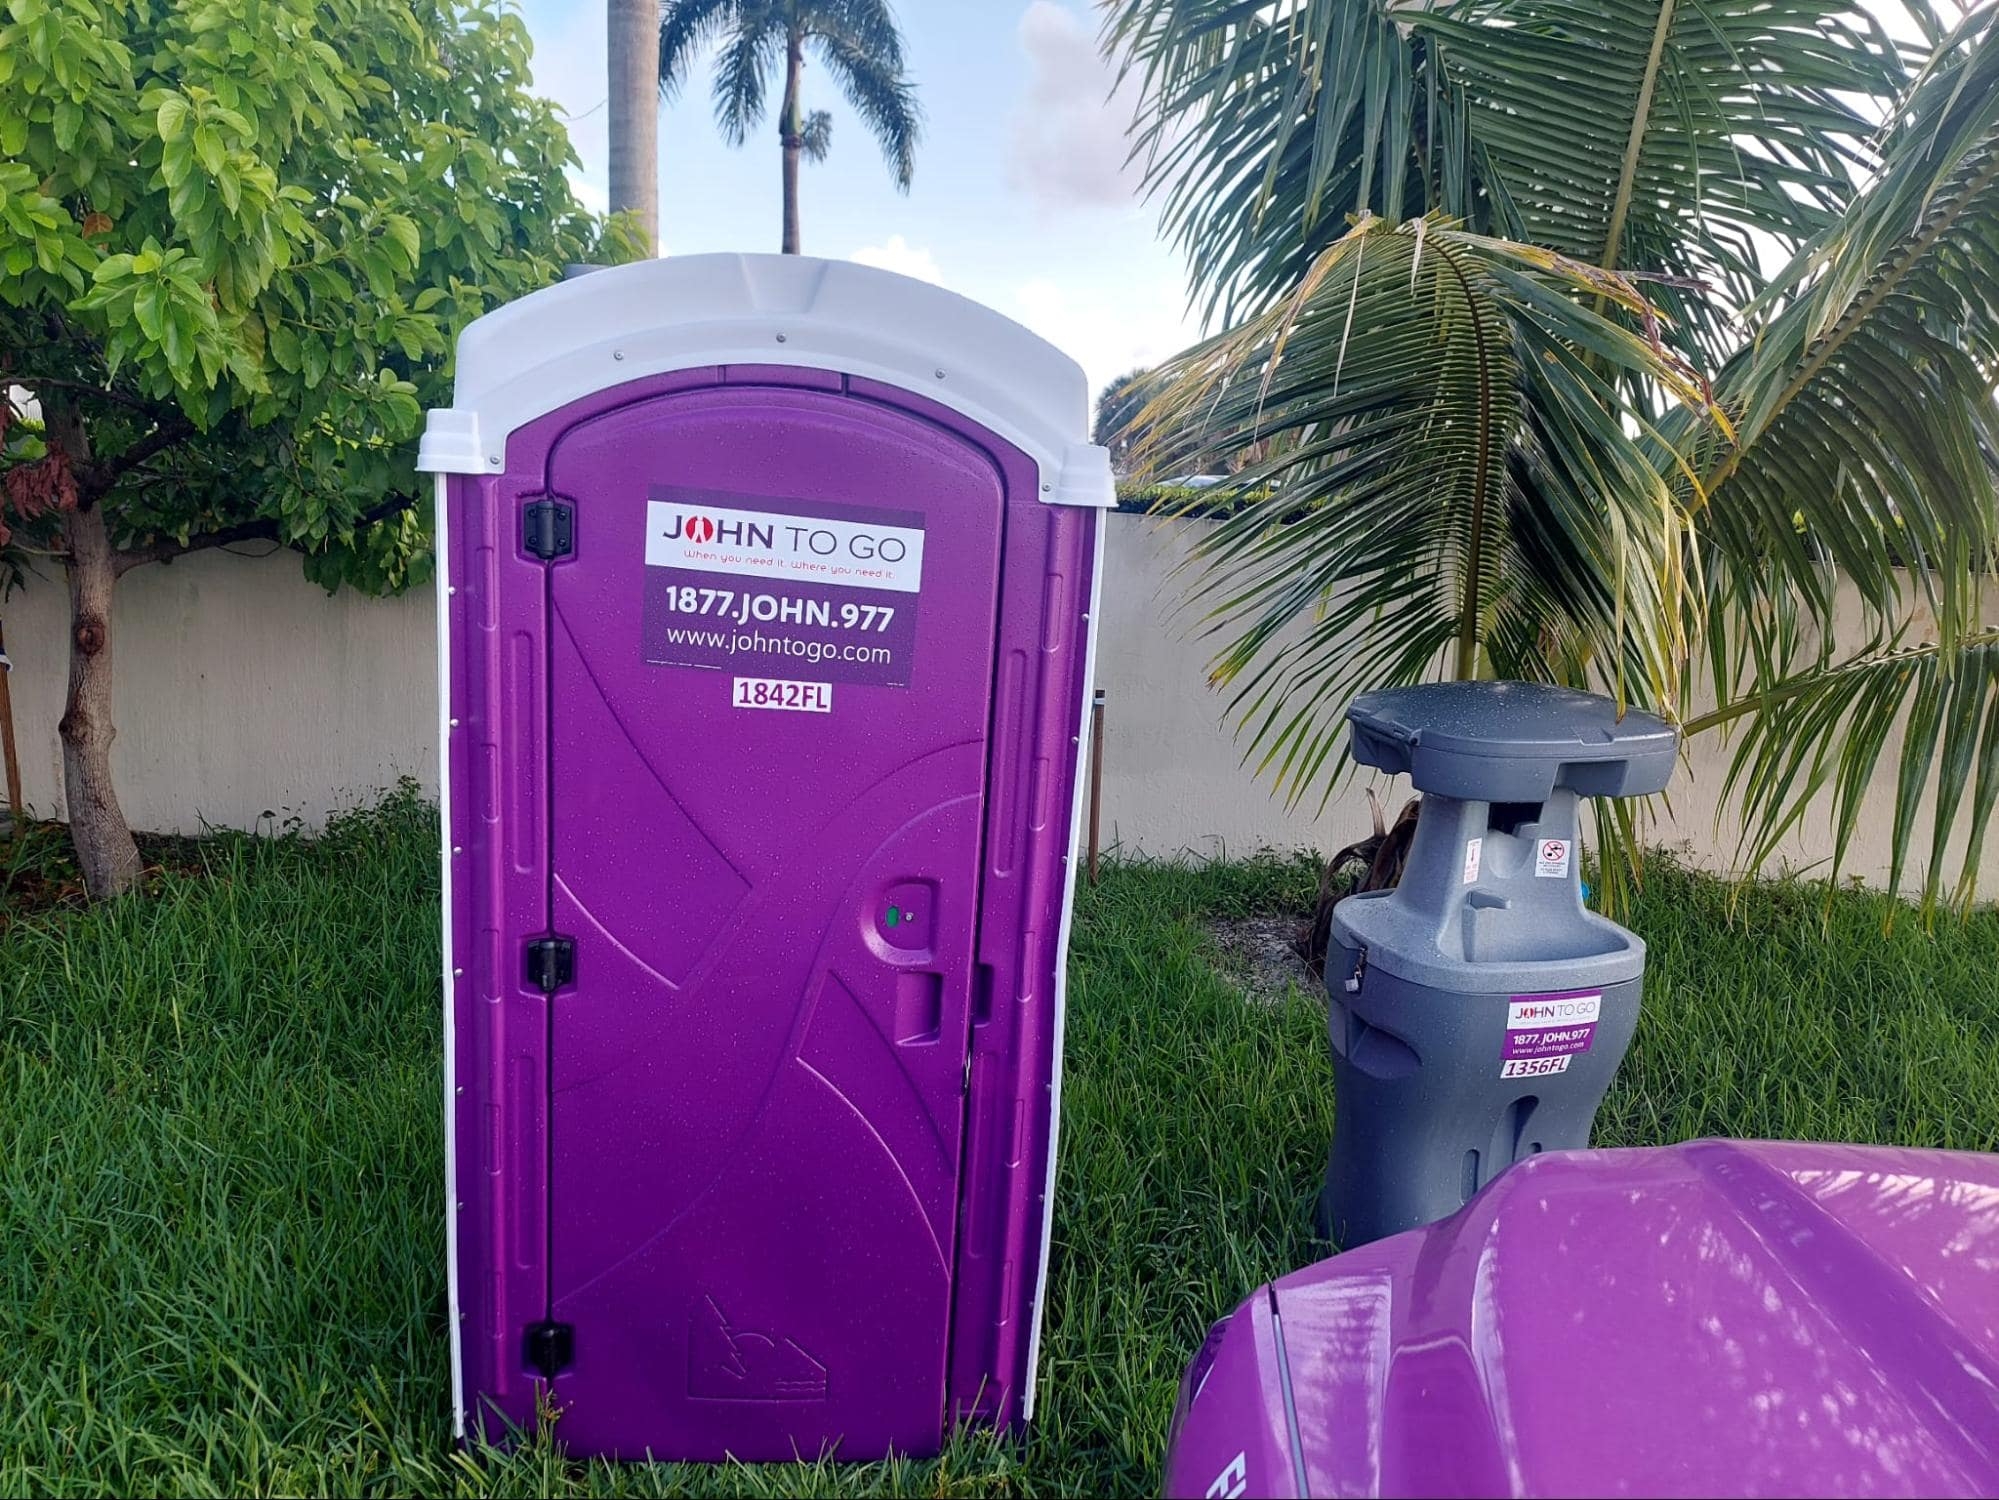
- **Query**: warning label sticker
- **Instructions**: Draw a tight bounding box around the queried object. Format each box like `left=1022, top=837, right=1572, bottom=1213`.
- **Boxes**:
left=1534, top=837, right=1571, bottom=879
left=642, top=488, right=922, bottom=689
left=1462, top=837, right=1483, bottom=885
left=1500, top=991, right=1599, bottom=1078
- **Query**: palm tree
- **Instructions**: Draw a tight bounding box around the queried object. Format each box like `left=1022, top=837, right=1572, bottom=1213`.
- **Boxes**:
left=608, top=0, right=662, bottom=255
left=659, top=0, right=920, bottom=254
left=1107, top=0, right=1999, bottom=913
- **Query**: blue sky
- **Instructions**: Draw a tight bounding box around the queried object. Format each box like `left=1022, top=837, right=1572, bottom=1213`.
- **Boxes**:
left=513, top=0, right=1201, bottom=399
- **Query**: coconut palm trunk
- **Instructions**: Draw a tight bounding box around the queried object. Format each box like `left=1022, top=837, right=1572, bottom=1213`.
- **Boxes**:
left=780, top=26, right=804, bottom=253
left=607, top=0, right=660, bottom=254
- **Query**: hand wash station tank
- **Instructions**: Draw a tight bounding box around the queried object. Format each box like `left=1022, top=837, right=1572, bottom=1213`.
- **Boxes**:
left=1319, top=681, right=1677, bottom=1247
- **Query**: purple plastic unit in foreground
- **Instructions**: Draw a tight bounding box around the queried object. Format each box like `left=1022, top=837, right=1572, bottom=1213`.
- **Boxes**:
left=1166, top=1140, right=1999, bottom=1499
left=420, top=255, right=1113, bottom=1461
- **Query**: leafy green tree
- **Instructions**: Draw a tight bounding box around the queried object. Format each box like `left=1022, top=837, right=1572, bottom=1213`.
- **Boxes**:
left=1110, top=0, right=1999, bottom=911
left=0, top=0, right=635, bottom=900
left=658, top=0, right=921, bottom=254
left=1094, top=366, right=1157, bottom=466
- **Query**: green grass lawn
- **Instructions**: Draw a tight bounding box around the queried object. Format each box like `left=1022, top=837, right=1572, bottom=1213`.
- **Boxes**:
left=3, top=791, right=1997, bottom=1497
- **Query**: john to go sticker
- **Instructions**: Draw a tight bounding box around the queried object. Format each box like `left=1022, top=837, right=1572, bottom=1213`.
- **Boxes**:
left=1534, top=837, right=1572, bottom=879
left=642, top=487, right=924, bottom=689
left=1500, top=991, right=1600, bottom=1078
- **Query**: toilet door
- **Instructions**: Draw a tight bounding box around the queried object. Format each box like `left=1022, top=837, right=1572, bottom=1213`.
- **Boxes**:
left=538, top=376, right=1006, bottom=1459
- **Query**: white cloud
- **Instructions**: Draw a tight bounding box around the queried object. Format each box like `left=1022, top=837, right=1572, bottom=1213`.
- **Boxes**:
left=848, top=235, right=945, bottom=285
left=1011, top=273, right=1197, bottom=401
left=1005, top=1, right=1147, bottom=215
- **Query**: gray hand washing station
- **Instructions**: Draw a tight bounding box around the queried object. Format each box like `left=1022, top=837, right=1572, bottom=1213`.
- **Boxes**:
left=1319, top=681, right=1678, bottom=1247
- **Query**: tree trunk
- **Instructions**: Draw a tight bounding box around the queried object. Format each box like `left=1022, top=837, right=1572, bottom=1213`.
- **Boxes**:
left=780, top=31, right=803, bottom=254
left=59, top=500, right=142, bottom=900
left=607, top=0, right=660, bottom=255
left=0, top=629, right=22, bottom=839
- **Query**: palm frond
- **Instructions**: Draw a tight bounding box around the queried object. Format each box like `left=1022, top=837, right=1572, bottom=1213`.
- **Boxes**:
left=800, top=108, right=833, bottom=163
left=659, top=0, right=743, bottom=101
left=1672, top=6, right=1999, bottom=909
left=710, top=10, right=785, bottom=144
left=806, top=0, right=907, bottom=72
left=1693, top=629, right=1999, bottom=915
left=1108, top=0, right=1927, bottom=364
left=1106, top=0, right=1444, bottom=323
left=1134, top=216, right=1725, bottom=802
left=1423, top=0, right=1911, bottom=365
left=1684, top=7, right=1999, bottom=661
left=811, top=21, right=920, bottom=188
left=1118, top=0, right=1999, bottom=907
left=658, top=0, right=918, bottom=193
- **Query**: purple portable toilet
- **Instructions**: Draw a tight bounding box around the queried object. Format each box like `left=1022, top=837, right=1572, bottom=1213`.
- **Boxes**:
left=418, top=254, right=1113, bottom=1461
left=1165, top=1141, right=1999, bottom=1499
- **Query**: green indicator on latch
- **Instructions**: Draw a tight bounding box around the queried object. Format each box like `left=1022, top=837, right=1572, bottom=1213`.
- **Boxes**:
left=885, top=906, right=901, bottom=927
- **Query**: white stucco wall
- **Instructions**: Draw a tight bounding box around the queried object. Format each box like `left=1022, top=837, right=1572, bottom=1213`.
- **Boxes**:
left=4, top=546, right=434, bottom=836
left=3, top=515, right=1993, bottom=896
left=1092, top=516, right=1998, bottom=895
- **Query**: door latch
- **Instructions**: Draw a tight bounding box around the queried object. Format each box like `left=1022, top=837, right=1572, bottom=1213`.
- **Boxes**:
left=525, top=936, right=575, bottom=993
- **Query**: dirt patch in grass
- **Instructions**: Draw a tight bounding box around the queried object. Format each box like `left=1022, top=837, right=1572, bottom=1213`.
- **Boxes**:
left=1207, top=913, right=1321, bottom=1005
left=0, top=818, right=212, bottom=926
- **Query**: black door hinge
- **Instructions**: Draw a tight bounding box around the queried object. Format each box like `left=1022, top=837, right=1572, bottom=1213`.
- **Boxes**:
left=522, top=499, right=573, bottom=561
left=525, top=936, right=575, bottom=993
left=524, top=1320, right=574, bottom=1378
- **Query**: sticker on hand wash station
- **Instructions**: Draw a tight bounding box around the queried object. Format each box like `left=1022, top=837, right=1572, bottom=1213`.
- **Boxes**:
left=1499, top=990, right=1600, bottom=1079
left=642, top=486, right=923, bottom=689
